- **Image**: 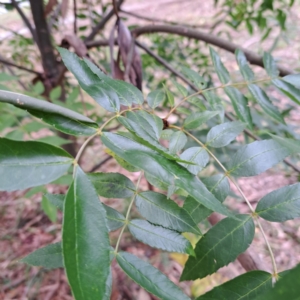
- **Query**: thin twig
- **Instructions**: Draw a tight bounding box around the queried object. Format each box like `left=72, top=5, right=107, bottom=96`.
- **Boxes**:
left=73, top=0, right=77, bottom=34
left=0, top=56, right=42, bottom=75
left=89, top=156, right=112, bottom=173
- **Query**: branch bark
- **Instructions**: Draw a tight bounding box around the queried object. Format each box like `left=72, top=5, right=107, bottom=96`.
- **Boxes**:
left=0, top=57, right=42, bottom=76
left=84, top=0, right=124, bottom=43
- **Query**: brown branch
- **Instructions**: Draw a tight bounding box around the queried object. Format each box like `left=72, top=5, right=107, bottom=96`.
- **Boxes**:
left=11, top=0, right=38, bottom=44
left=0, top=56, right=42, bottom=76
left=84, top=0, right=124, bottom=43
left=136, top=41, right=300, bottom=174
left=89, top=156, right=112, bottom=173
left=208, top=213, right=268, bottom=271
left=130, top=25, right=293, bottom=76
left=73, top=0, right=77, bottom=34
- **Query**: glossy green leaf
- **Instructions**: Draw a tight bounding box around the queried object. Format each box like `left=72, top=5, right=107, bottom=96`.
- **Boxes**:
left=283, top=74, right=300, bottom=89
left=227, top=139, right=294, bottom=177
left=0, top=90, right=98, bottom=136
left=128, top=219, right=195, bottom=255
left=21, top=243, right=63, bottom=269
left=197, top=271, right=272, bottom=300
left=256, top=183, right=300, bottom=222
left=181, top=66, right=208, bottom=89
left=117, top=252, right=191, bottom=300
left=169, top=131, right=187, bottom=154
left=224, top=86, right=253, bottom=129
left=179, top=147, right=209, bottom=175
left=103, top=204, right=125, bottom=231
left=183, top=111, right=220, bottom=129
left=63, top=167, right=110, bottom=300
left=88, top=172, right=135, bottom=198
left=0, top=138, right=73, bottom=191
left=183, top=175, right=230, bottom=224
left=235, top=49, right=255, bottom=81
left=136, top=191, right=201, bottom=235
left=248, top=84, right=285, bottom=124
left=263, top=52, right=279, bottom=77
left=210, top=47, right=230, bottom=84
left=147, top=89, right=165, bottom=109
left=272, top=78, right=300, bottom=105
left=101, top=132, right=234, bottom=217
left=181, top=215, right=255, bottom=280
left=58, top=47, right=120, bottom=112
left=255, top=263, right=300, bottom=300
left=84, top=58, right=143, bottom=106
left=41, top=196, right=57, bottom=222
left=206, top=121, right=246, bottom=148
left=164, top=85, right=175, bottom=106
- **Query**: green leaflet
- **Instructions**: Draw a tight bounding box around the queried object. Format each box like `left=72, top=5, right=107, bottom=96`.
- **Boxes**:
left=181, top=215, right=254, bottom=280
left=269, top=135, right=300, bottom=153
left=0, top=90, right=98, bottom=136
left=235, top=49, right=254, bottom=81
left=103, top=204, right=125, bottom=231
left=84, top=57, right=143, bottom=106
left=224, top=86, right=253, bottom=129
left=210, top=47, right=230, bottom=84
left=62, top=167, right=110, bottom=300
left=128, top=219, right=195, bottom=255
left=263, top=52, right=279, bottom=77
left=43, top=193, right=64, bottom=211
left=272, top=78, right=300, bottom=105
left=183, top=111, right=220, bottom=129
left=197, top=271, right=272, bottom=300
left=179, top=147, right=209, bottom=175
left=101, top=132, right=234, bottom=217
left=206, top=121, right=246, bottom=148
left=136, top=191, right=201, bottom=234
left=41, top=196, right=57, bottom=222
left=21, top=243, right=63, bottom=269
left=147, top=89, right=165, bottom=109
left=117, top=252, right=191, bottom=300
left=227, top=139, right=294, bottom=177
left=248, top=84, right=285, bottom=124
left=164, top=85, right=175, bottom=106
left=183, top=175, right=230, bottom=224
left=0, top=138, right=73, bottom=191
left=256, top=183, right=300, bottom=222
left=88, top=172, right=135, bottom=198
left=181, top=66, right=208, bottom=89
left=283, top=74, right=300, bottom=89
left=58, top=47, right=120, bottom=112
left=169, top=131, right=187, bottom=154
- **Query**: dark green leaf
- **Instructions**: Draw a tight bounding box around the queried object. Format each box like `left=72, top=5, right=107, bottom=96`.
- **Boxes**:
left=255, top=264, right=300, bottom=300
left=58, top=47, right=120, bottom=112
left=88, top=172, right=135, bottom=198
left=235, top=49, right=255, bottom=81
left=197, top=271, right=272, bottom=300
left=41, top=196, right=57, bottom=222
left=0, top=90, right=98, bottom=136
left=256, top=183, right=300, bottom=222
left=283, top=74, right=300, bottom=89
left=136, top=191, right=201, bottom=234
left=181, top=215, right=255, bottom=280
left=128, top=219, right=195, bottom=255
left=21, top=243, right=63, bottom=269
left=227, top=139, right=294, bottom=177
left=117, top=252, right=191, bottom=300
left=272, top=79, right=300, bottom=105
left=101, top=132, right=234, bottom=217
left=84, top=58, right=143, bottom=106
left=224, top=86, right=253, bottom=129
left=147, top=89, right=165, bottom=109
left=103, top=204, right=125, bottom=231
left=0, top=138, right=73, bottom=191
left=63, top=167, right=110, bottom=300
left=210, top=47, right=230, bottom=84
left=44, top=193, right=64, bottom=211
left=206, top=121, right=246, bottom=148
left=183, top=111, right=220, bottom=129
left=183, top=175, right=230, bottom=224
left=248, top=84, right=285, bottom=124
left=169, top=131, right=187, bottom=154
left=179, top=147, right=209, bottom=175
left=181, top=66, right=208, bottom=89
left=263, top=52, right=279, bottom=77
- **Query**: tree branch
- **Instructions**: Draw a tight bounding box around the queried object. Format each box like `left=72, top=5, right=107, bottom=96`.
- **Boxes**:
left=11, top=0, right=37, bottom=44
left=84, top=0, right=124, bottom=43
left=130, top=25, right=293, bottom=76
left=73, top=0, right=77, bottom=34
left=136, top=41, right=300, bottom=174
